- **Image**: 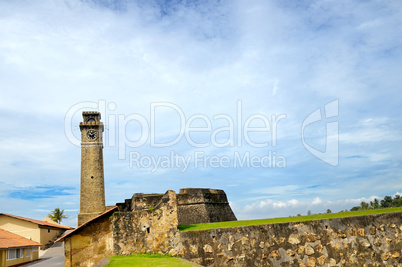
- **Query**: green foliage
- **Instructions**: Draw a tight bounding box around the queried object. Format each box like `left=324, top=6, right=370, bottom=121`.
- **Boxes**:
left=350, top=195, right=402, bottom=211
left=107, top=253, right=198, bottom=267
left=392, top=195, right=402, bottom=207
left=360, top=201, right=369, bottom=210
left=373, top=198, right=380, bottom=209
left=178, top=207, right=402, bottom=232
left=326, top=209, right=332, bottom=214
left=47, top=207, right=68, bottom=224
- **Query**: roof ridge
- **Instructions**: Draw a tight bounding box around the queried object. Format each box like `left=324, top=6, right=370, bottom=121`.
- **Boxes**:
left=0, top=228, right=42, bottom=249
left=0, top=213, right=72, bottom=230
left=56, top=206, right=118, bottom=242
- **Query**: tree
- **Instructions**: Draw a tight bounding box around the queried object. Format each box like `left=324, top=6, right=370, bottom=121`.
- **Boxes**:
left=48, top=208, right=69, bottom=224
left=392, top=195, right=401, bottom=207
left=373, top=198, right=379, bottom=209
left=350, top=206, right=360, bottom=211
left=381, top=196, right=392, bottom=208
left=360, top=201, right=369, bottom=210
left=307, top=210, right=312, bottom=216
left=395, top=195, right=402, bottom=207
left=326, top=209, right=332, bottom=214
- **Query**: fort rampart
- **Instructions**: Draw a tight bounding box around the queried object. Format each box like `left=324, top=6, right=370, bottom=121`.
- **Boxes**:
left=173, top=212, right=402, bottom=266
left=63, top=190, right=402, bottom=266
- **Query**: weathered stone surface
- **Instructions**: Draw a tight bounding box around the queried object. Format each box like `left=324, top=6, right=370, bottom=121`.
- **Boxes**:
left=113, top=190, right=179, bottom=255
left=117, top=188, right=237, bottom=226
left=64, top=210, right=114, bottom=267
left=177, top=188, right=237, bottom=225
left=392, top=251, right=400, bottom=258
left=78, top=112, right=106, bottom=226
left=314, top=244, right=323, bottom=253
left=306, top=233, right=317, bottom=242
left=358, top=228, right=365, bottom=236
left=317, top=255, right=326, bottom=265
left=190, top=245, right=198, bottom=255
left=176, top=212, right=402, bottom=267
left=382, top=251, right=391, bottom=261
left=203, top=244, right=213, bottom=253
left=369, top=226, right=376, bottom=235
left=349, top=254, right=358, bottom=264
left=286, top=249, right=296, bottom=257
left=305, top=246, right=315, bottom=256
left=288, top=233, right=301, bottom=244
left=306, top=256, right=316, bottom=267
left=338, top=231, right=347, bottom=238
left=271, top=250, right=280, bottom=259
left=359, top=238, right=371, bottom=248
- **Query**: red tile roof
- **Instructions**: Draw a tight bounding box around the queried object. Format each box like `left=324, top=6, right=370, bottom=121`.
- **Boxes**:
left=0, top=213, right=73, bottom=230
left=56, top=206, right=118, bottom=242
left=0, top=228, right=41, bottom=249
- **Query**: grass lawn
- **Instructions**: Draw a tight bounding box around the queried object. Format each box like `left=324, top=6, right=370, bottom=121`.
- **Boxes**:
left=178, top=207, right=402, bottom=231
left=107, top=254, right=199, bottom=267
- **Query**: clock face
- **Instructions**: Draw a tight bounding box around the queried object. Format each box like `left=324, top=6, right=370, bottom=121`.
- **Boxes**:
left=87, top=130, right=97, bottom=140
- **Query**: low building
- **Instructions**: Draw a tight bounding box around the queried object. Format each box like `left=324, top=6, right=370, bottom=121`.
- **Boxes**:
left=0, top=228, right=41, bottom=267
left=0, top=213, right=72, bottom=249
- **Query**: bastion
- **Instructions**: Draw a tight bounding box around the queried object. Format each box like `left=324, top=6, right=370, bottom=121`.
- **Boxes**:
left=116, top=188, right=237, bottom=225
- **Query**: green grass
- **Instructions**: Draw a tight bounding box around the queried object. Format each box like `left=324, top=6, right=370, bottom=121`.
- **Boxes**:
left=178, top=207, right=402, bottom=231
left=107, top=253, right=199, bottom=267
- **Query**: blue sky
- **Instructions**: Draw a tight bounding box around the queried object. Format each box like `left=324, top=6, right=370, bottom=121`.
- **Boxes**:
left=0, top=0, right=401, bottom=227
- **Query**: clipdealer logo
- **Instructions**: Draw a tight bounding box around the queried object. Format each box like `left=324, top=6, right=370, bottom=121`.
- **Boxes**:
left=65, top=99, right=339, bottom=172
left=301, top=99, right=339, bottom=166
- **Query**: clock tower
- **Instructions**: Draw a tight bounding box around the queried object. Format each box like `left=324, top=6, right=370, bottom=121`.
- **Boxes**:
left=78, top=111, right=106, bottom=225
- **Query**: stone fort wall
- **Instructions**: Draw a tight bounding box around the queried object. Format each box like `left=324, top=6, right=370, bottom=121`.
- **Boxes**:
left=64, top=189, right=402, bottom=267
left=177, top=188, right=237, bottom=225
left=116, top=188, right=237, bottom=226
left=113, top=192, right=402, bottom=266
left=172, top=212, right=402, bottom=266
left=113, top=190, right=179, bottom=255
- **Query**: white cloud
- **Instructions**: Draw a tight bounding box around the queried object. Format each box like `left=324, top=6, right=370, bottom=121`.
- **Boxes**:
left=312, top=197, right=322, bottom=205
